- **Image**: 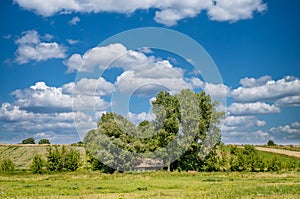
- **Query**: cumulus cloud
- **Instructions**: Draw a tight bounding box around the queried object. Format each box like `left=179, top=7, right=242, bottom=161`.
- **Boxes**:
left=11, top=82, right=72, bottom=112
left=221, top=115, right=269, bottom=144
left=11, top=81, right=111, bottom=113
left=231, top=76, right=300, bottom=103
left=14, top=0, right=267, bottom=26
left=68, top=16, right=80, bottom=25
left=0, top=80, right=107, bottom=143
left=15, top=30, right=66, bottom=64
left=228, top=102, right=280, bottom=115
left=239, top=75, right=272, bottom=88
left=190, top=77, right=230, bottom=99
left=127, top=112, right=156, bottom=124
left=223, top=115, right=265, bottom=130
left=116, top=60, right=191, bottom=96
left=62, top=77, right=115, bottom=96
left=64, top=43, right=153, bottom=73
left=0, top=103, right=95, bottom=143
left=275, top=95, right=300, bottom=107
left=207, top=0, right=267, bottom=22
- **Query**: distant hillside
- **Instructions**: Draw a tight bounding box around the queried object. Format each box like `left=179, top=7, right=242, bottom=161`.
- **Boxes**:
left=0, top=144, right=86, bottom=170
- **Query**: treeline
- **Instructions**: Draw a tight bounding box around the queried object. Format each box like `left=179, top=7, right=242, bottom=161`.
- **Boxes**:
left=201, top=145, right=299, bottom=172
left=1, top=144, right=299, bottom=173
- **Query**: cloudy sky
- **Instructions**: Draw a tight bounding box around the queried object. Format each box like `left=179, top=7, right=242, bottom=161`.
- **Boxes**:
left=0, top=0, right=299, bottom=144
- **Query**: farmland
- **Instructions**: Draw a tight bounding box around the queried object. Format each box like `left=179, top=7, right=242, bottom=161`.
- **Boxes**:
left=0, top=144, right=299, bottom=198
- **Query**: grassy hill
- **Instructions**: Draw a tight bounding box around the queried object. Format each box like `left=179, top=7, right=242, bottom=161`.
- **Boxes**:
left=0, top=144, right=86, bottom=170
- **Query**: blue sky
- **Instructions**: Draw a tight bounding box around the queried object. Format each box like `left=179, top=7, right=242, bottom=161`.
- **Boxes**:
left=0, top=0, right=299, bottom=144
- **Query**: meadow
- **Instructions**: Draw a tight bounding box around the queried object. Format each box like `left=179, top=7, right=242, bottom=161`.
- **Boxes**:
left=0, top=171, right=299, bottom=198
left=0, top=144, right=299, bottom=198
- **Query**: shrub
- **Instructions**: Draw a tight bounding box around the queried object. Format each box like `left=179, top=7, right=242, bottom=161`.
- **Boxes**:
left=267, top=157, right=282, bottom=171
left=30, top=154, right=45, bottom=174
left=0, top=158, right=15, bottom=172
left=46, top=146, right=81, bottom=172
left=65, top=148, right=81, bottom=171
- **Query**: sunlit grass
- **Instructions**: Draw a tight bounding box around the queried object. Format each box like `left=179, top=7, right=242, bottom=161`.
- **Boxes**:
left=0, top=171, right=299, bottom=198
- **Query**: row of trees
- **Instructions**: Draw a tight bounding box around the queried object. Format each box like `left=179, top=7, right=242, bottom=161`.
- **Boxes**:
left=22, top=138, right=50, bottom=144
left=201, top=145, right=299, bottom=172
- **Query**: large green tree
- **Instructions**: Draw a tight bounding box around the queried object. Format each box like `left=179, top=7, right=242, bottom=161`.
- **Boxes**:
left=84, top=89, right=223, bottom=172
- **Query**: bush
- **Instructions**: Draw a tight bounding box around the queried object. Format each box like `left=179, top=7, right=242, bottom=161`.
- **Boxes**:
left=38, top=139, right=50, bottom=144
left=267, top=140, right=276, bottom=146
left=30, top=154, right=45, bottom=174
left=65, top=148, right=81, bottom=171
left=0, top=158, right=15, bottom=172
left=46, top=146, right=81, bottom=172
left=22, top=138, right=35, bottom=144
left=267, top=157, right=282, bottom=171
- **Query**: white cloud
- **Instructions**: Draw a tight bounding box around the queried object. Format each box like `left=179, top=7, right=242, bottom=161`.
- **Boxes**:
left=240, top=75, right=272, bottom=88
left=14, top=0, right=267, bottom=26
left=268, top=122, right=300, bottom=143
left=116, top=60, right=190, bottom=96
left=68, top=16, right=80, bottom=25
left=11, top=81, right=110, bottom=113
left=190, top=77, right=205, bottom=88
left=204, top=83, right=230, bottom=99
left=64, top=43, right=153, bottom=73
left=223, top=115, right=265, bottom=130
left=231, top=76, right=300, bottom=103
left=275, top=95, right=300, bottom=107
left=270, top=122, right=300, bottom=134
left=228, top=102, right=280, bottom=115
left=11, top=82, right=72, bottom=111
left=15, top=30, right=66, bottom=64
left=0, top=103, right=34, bottom=122
left=207, top=0, right=267, bottom=22
left=67, top=39, right=78, bottom=45
left=127, top=112, right=156, bottom=124
left=62, top=77, right=115, bottom=96
left=190, top=77, right=230, bottom=99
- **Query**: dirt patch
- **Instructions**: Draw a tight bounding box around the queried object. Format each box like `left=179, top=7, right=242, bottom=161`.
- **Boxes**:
left=255, top=147, right=300, bottom=158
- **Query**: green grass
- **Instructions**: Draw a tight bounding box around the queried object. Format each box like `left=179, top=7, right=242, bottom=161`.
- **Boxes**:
left=0, top=171, right=299, bottom=198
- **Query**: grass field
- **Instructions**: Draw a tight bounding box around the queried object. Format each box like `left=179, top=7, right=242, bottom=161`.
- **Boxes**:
left=0, top=171, right=299, bottom=198
left=0, top=144, right=299, bottom=198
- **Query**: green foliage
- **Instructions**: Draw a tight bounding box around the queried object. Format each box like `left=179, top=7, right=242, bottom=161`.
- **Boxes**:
left=30, top=154, right=44, bottom=174
left=22, top=137, right=35, bottom=144
left=65, top=148, right=81, bottom=171
left=267, top=140, right=276, bottom=146
left=38, top=139, right=50, bottom=144
left=0, top=158, right=15, bottom=172
left=85, top=89, right=224, bottom=172
left=46, top=146, right=81, bottom=172
left=71, top=141, right=84, bottom=146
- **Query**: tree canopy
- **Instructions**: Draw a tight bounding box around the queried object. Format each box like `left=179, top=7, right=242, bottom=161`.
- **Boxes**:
left=22, top=138, right=35, bottom=144
left=38, top=139, right=50, bottom=144
left=84, top=89, right=224, bottom=172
